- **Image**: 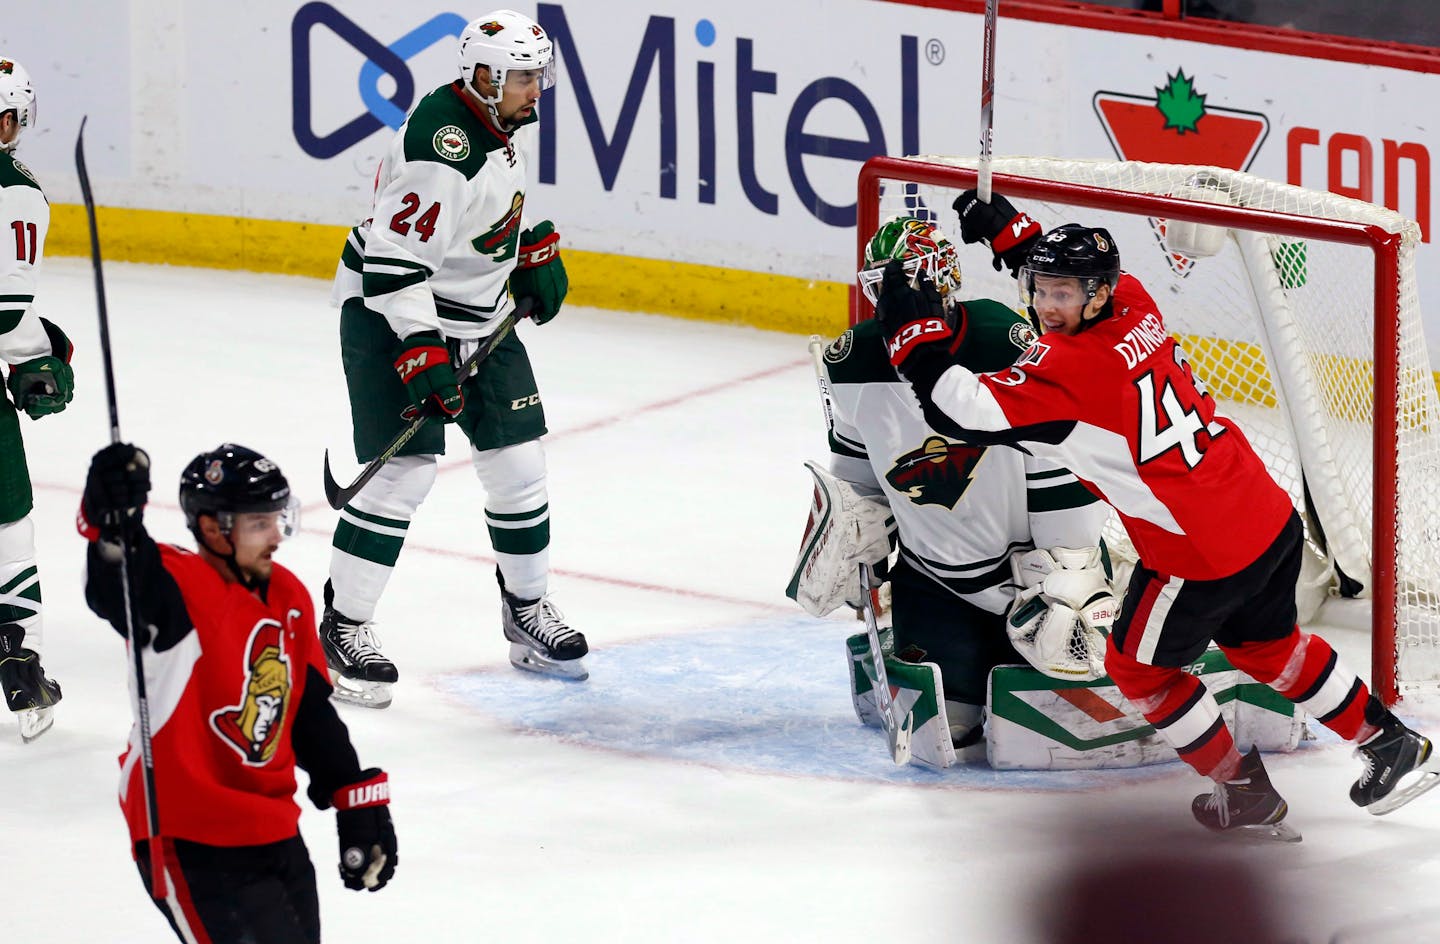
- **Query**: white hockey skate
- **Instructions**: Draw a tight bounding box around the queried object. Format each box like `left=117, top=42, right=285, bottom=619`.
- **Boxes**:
left=320, top=608, right=397, bottom=710
left=500, top=587, right=588, bottom=681
left=1, top=626, right=61, bottom=743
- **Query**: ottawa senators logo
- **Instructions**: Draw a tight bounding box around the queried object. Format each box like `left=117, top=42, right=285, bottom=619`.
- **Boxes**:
left=473, top=192, right=524, bottom=261
left=210, top=619, right=292, bottom=766
left=886, top=436, right=986, bottom=509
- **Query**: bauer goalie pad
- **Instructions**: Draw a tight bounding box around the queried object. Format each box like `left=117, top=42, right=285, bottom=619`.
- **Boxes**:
left=785, top=461, right=893, bottom=618
left=986, top=648, right=1306, bottom=770
left=1005, top=547, right=1116, bottom=681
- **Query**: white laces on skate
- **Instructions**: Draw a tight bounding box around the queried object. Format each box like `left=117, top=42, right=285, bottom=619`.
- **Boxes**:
left=1203, top=783, right=1231, bottom=828
left=337, top=620, right=388, bottom=665
left=512, top=595, right=579, bottom=648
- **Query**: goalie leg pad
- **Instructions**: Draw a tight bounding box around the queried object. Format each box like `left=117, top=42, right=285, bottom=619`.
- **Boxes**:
left=846, top=630, right=958, bottom=769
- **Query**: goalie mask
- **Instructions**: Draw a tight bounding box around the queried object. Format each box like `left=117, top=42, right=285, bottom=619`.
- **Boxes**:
left=0, top=57, right=37, bottom=152
left=858, top=217, right=963, bottom=308
left=458, top=10, right=556, bottom=108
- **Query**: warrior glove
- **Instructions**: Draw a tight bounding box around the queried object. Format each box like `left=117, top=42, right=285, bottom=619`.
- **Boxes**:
left=331, top=768, right=397, bottom=892
left=953, top=189, right=1042, bottom=276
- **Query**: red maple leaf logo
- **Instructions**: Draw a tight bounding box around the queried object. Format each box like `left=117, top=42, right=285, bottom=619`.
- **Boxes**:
left=1093, top=69, right=1270, bottom=276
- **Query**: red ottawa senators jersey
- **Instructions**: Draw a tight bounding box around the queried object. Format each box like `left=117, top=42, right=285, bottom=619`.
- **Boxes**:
left=117, top=547, right=329, bottom=847
left=927, top=274, right=1294, bottom=580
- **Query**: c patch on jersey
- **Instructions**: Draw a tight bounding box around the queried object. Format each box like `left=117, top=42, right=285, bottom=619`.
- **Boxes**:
left=1008, top=322, right=1038, bottom=351
left=885, top=436, right=986, bottom=509
left=209, top=619, right=293, bottom=766
left=823, top=330, right=853, bottom=364
left=433, top=124, right=471, bottom=161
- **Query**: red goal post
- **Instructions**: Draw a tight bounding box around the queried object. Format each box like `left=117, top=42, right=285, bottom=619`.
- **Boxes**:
left=855, top=154, right=1438, bottom=706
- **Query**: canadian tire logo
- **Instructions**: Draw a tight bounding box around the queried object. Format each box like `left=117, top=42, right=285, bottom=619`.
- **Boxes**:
left=1093, top=69, right=1270, bottom=276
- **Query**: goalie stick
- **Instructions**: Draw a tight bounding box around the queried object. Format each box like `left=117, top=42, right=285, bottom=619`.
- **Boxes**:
left=806, top=337, right=913, bottom=763
left=860, top=562, right=913, bottom=765
left=76, top=117, right=171, bottom=903
left=322, top=298, right=531, bottom=510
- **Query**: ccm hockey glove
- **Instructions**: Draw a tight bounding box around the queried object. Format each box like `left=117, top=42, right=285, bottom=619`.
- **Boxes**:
left=394, top=332, right=463, bottom=421
left=952, top=189, right=1042, bottom=276
left=80, top=443, right=151, bottom=541
left=7, top=318, right=75, bottom=419
left=874, top=260, right=966, bottom=395
left=509, top=220, right=568, bottom=324
left=333, top=769, right=397, bottom=892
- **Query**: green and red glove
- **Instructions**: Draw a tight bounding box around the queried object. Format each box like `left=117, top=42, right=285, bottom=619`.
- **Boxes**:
left=509, top=220, right=568, bottom=324
left=394, top=332, right=463, bottom=421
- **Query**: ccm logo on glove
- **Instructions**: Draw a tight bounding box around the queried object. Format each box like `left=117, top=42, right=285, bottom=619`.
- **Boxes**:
left=886, top=317, right=953, bottom=366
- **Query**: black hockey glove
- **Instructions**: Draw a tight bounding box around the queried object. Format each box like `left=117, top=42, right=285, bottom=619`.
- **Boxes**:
left=394, top=332, right=463, bottom=422
left=81, top=443, right=151, bottom=541
left=7, top=318, right=75, bottom=420
left=952, top=189, right=1042, bottom=276
left=509, top=220, right=568, bottom=324
left=875, top=260, right=966, bottom=398
left=333, top=769, right=397, bottom=892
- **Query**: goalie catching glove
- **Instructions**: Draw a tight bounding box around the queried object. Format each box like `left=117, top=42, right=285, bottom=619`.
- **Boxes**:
left=785, top=461, right=893, bottom=617
left=1006, top=546, right=1116, bottom=680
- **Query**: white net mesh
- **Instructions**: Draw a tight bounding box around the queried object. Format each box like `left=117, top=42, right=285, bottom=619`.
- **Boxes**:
left=867, top=156, right=1440, bottom=698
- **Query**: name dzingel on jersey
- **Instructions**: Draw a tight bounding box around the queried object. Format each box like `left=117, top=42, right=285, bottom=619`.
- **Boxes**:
left=1113, top=311, right=1169, bottom=369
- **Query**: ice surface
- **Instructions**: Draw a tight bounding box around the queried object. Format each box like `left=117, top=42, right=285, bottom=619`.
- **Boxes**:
left=6, top=260, right=1440, bottom=942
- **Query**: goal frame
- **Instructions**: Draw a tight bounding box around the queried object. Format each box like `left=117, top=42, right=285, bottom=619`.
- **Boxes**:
left=855, top=155, right=1406, bottom=704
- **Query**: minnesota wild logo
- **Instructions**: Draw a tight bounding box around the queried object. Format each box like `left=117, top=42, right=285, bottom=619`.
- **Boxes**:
left=886, top=436, right=986, bottom=509
left=472, top=192, right=524, bottom=261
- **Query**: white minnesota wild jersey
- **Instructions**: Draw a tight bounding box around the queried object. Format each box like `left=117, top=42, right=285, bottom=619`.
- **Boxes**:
left=0, top=151, right=52, bottom=365
left=822, top=307, right=1108, bottom=615
left=333, top=80, right=539, bottom=341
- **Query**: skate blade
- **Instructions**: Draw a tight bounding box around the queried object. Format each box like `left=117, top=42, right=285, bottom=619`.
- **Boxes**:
left=1366, top=756, right=1440, bottom=816
left=328, top=671, right=394, bottom=710
left=1208, top=819, right=1303, bottom=843
left=16, top=706, right=55, bottom=743
left=509, top=644, right=588, bottom=681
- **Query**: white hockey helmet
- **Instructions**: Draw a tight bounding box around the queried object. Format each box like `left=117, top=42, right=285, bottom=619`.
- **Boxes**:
left=457, top=10, right=556, bottom=105
left=0, top=57, right=37, bottom=152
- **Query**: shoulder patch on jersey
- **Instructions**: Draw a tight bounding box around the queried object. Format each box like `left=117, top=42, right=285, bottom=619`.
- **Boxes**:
left=823, top=330, right=853, bottom=364
left=433, top=125, right=471, bottom=162
left=0, top=152, right=42, bottom=191
left=1008, top=321, right=1038, bottom=351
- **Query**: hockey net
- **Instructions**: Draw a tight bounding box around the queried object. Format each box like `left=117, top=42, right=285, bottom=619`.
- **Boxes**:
left=856, top=155, right=1440, bottom=705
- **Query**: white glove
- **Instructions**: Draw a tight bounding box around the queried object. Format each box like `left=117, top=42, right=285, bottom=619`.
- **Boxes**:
left=1006, top=547, right=1117, bottom=680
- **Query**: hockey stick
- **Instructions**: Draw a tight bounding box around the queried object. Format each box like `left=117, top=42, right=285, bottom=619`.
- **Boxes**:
left=806, top=338, right=913, bottom=764
left=860, top=562, right=913, bottom=765
left=76, top=117, right=171, bottom=903
left=977, top=0, right=998, bottom=203
left=322, top=298, right=531, bottom=510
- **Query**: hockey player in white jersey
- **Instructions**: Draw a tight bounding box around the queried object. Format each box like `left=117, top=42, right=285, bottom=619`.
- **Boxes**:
left=0, top=56, right=74, bottom=741
left=323, top=11, right=584, bottom=707
left=787, top=217, right=1114, bottom=767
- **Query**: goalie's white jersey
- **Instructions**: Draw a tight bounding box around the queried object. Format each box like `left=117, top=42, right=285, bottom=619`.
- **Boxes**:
left=0, top=152, right=51, bottom=365
left=332, top=80, right=539, bottom=341
left=823, top=310, right=1108, bottom=615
